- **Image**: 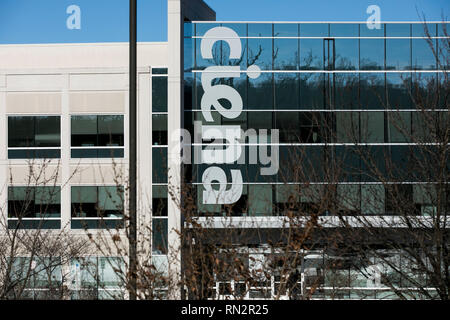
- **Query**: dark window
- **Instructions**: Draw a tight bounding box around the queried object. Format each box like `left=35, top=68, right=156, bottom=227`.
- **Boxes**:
left=152, top=185, right=168, bottom=216
left=71, top=186, right=124, bottom=229
left=71, top=115, right=124, bottom=158
left=152, top=114, right=168, bottom=145
left=8, top=116, right=60, bottom=159
left=152, top=76, right=168, bottom=112
left=152, top=148, right=168, bottom=183
left=8, top=186, right=61, bottom=229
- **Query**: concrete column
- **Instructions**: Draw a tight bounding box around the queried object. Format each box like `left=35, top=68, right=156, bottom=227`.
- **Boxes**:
left=60, top=74, right=71, bottom=230
left=167, top=0, right=183, bottom=300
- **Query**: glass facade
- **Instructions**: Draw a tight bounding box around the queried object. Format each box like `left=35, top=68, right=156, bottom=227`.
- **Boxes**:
left=183, top=22, right=448, bottom=218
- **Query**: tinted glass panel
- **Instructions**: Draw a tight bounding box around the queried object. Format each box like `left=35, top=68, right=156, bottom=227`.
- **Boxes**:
left=8, top=116, right=35, bottom=147
left=360, top=39, right=384, bottom=70
left=71, top=116, right=97, bottom=146
left=275, top=73, right=299, bottom=109
left=248, top=23, right=272, bottom=37
left=330, top=23, right=359, bottom=37
left=152, top=77, right=168, bottom=112
left=386, top=24, right=410, bottom=37
left=152, top=219, right=168, bottom=254
left=152, top=114, right=168, bottom=145
left=274, top=39, right=299, bottom=70
left=274, top=24, right=298, bottom=37
left=412, top=39, right=436, bottom=70
left=300, top=40, right=323, bottom=70
left=386, top=39, right=411, bottom=70
left=98, top=115, right=124, bottom=146
left=152, top=148, right=168, bottom=183
left=300, top=23, right=328, bottom=37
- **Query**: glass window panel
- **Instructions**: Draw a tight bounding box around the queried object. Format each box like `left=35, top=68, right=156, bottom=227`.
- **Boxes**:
left=152, top=77, right=168, bottom=112
left=274, top=24, right=298, bottom=37
left=196, top=22, right=221, bottom=37
left=360, top=23, right=384, bottom=37
left=248, top=111, right=272, bottom=130
left=152, top=255, right=169, bottom=276
left=386, top=39, right=411, bottom=70
left=360, top=74, right=385, bottom=109
left=219, top=23, right=247, bottom=37
left=248, top=38, right=272, bottom=70
left=152, top=114, right=168, bottom=146
left=300, top=185, right=323, bottom=203
left=337, top=185, right=360, bottom=212
left=386, top=74, right=412, bottom=109
left=335, top=40, right=358, bottom=70
left=152, top=185, right=168, bottom=217
left=152, top=68, right=168, bottom=75
left=248, top=185, right=272, bottom=216
left=98, top=187, right=123, bottom=213
left=197, top=184, right=221, bottom=214
left=274, top=39, right=298, bottom=70
left=152, top=148, right=168, bottom=183
left=300, top=40, right=323, bottom=70
left=276, top=112, right=299, bottom=143
left=8, top=186, right=31, bottom=201
left=98, top=115, right=124, bottom=146
left=330, top=23, right=359, bottom=37
left=336, top=112, right=360, bottom=143
left=275, top=73, right=299, bottom=109
left=412, top=39, right=436, bottom=70
left=386, top=23, right=410, bottom=37
left=71, top=116, right=97, bottom=146
left=412, top=111, right=437, bottom=143
left=248, top=23, right=272, bottom=37
left=300, top=73, right=324, bottom=109
left=412, top=23, right=436, bottom=37
left=220, top=37, right=247, bottom=68
left=98, top=257, right=124, bottom=287
left=35, top=187, right=60, bottom=205
left=276, top=184, right=300, bottom=203
left=387, top=111, right=411, bottom=142
left=437, top=23, right=449, bottom=37
left=360, top=39, right=384, bottom=70
left=8, top=116, right=35, bottom=147
left=71, top=258, right=97, bottom=288
left=71, top=186, right=97, bottom=203
left=34, top=116, right=60, bottom=147
left=361, top=112, right=384, bottom=143
left=361, top=185, right=385, bottom=214
left=300, top=23, right=328, bottom=37
left=248, top=73, right=273, bottom=109
left=335, top=73, right=359, bottom=109
left=152, top=219, right=168, bottom=254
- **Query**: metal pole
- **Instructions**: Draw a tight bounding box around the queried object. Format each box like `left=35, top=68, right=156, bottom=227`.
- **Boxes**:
left=129, top=0, right=137, bottom=300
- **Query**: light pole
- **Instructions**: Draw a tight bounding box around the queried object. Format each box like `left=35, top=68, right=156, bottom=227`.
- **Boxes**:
left=129, top=0, right=137, bottom=300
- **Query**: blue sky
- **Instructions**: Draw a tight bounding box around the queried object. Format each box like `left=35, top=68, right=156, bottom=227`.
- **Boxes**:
left=0, top=0, right=448, bottom=44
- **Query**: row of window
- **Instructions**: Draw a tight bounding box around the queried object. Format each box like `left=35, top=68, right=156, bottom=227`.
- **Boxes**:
left=195, top=183, right=448, bottom=217
left=7, top=115, right=124, bottom=159
left=184, top=72, right=445, bottom=110
left=185, top=110, right=447, bottom=143
left=6, top=185, right=169, bottom=254
left=187, top=23, right=448, bottom=72
left=7, top=256, right=124, bottom=300
left=188, top=22, right=448, bottom=38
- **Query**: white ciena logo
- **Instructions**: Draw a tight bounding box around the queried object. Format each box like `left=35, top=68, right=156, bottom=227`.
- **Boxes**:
left=199, top=26, right=260, bottom=205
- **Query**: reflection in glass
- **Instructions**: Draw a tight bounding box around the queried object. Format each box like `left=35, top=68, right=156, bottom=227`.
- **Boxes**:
left=386, top=39, right=411, bottom=70
left=275, top=73, right=299, bottom=109
left=274, top=39, right=298, bottom=70
left=360, top=39, right=384, bottom=70
left=300, top=39, right=323, bottom=70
